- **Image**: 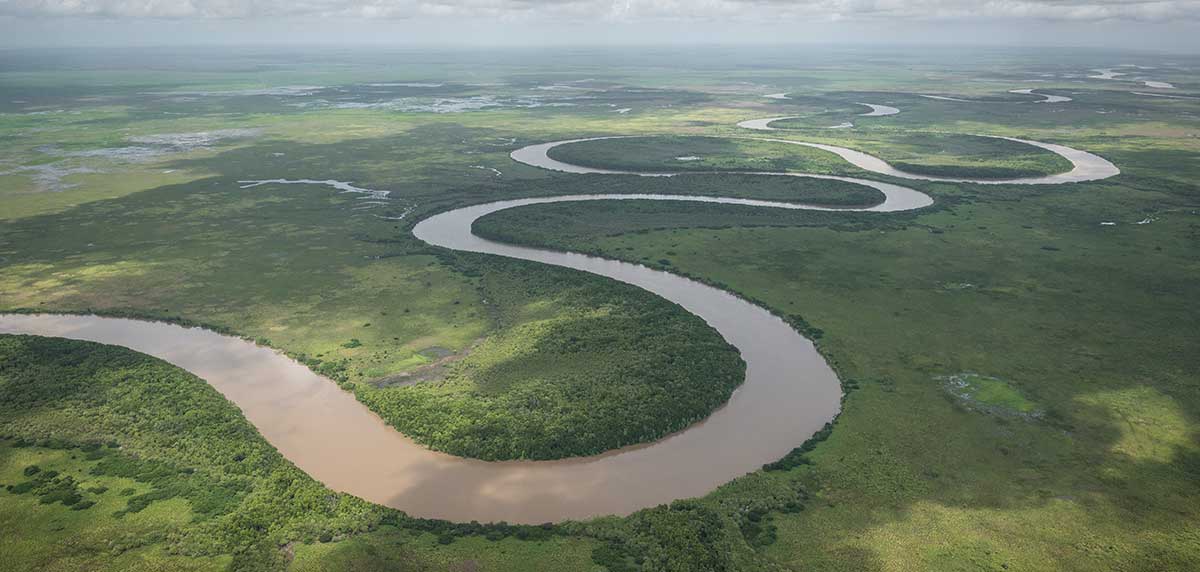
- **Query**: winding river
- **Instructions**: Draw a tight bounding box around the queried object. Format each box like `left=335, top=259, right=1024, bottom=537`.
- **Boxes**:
left=0, top=122, right=1119, bottom=524
left=1009, top=89, right=1073, bottom=103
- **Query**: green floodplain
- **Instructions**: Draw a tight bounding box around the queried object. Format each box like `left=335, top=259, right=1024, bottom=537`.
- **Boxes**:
left=1, top=46, right=1198, bottom=570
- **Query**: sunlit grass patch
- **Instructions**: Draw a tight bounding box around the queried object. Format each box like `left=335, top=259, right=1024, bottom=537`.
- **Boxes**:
left=1076, top=386, right=1193, bottom=464
left=0, top=442, right=210, bottom=572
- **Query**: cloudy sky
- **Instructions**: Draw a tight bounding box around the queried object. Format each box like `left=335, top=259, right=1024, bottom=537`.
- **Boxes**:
left=1, top=0, right=1197, bottom=50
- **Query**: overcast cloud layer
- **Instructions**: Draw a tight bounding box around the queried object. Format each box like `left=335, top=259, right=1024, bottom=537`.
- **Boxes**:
left=3, top=0, right=1198, bottom=21
left=1, top=1, right=1198, bottom=49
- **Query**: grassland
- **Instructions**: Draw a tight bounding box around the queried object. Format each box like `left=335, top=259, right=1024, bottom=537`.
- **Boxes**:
left=1, top=46, right=1198, bottom=571
left=356, top=254, right=745, bottom=460
left=0, top=166, right=747, bottom=461
left=477, top=126, right=1200, bottom=570
left=543, top=126, right=1077, bottom=185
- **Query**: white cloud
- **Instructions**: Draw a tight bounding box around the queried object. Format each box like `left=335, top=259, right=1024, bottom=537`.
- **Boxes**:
left=1, top=0, right=1197, bottom=21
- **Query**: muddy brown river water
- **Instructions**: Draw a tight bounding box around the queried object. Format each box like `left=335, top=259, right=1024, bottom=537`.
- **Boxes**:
left=0, top=129, right=1118, bottom=523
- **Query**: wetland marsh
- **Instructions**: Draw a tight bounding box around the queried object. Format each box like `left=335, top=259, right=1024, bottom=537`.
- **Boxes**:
left=1, top=46, right=1197, bottom=572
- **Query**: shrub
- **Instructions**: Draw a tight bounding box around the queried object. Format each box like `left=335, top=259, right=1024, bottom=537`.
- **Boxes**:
left=71, top=500, right=96, bottom=511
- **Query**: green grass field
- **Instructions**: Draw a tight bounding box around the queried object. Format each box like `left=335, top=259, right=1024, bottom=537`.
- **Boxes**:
left=1, top=46, right=1198, bottom=571
left=478, top=128, right=1200, bottom=570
